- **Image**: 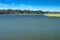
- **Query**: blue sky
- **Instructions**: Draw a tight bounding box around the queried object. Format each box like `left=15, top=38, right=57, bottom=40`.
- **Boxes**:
left=0, top=0, right=60, bottom=12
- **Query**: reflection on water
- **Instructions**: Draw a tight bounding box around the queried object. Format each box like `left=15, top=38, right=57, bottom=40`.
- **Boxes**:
left=0, top=14, right=60, bottom=40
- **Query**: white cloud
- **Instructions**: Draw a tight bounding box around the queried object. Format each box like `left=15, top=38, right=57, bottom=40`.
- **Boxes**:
left=0, top=3, right=34, bottom=10
left=0, top=3, right=60, bottom=12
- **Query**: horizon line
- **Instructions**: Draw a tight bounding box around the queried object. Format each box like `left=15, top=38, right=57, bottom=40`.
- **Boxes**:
left=0, top=9, right=60, bottom=12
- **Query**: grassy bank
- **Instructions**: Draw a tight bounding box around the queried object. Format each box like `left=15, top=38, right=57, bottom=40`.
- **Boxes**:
left=44, top=13, right=60, bottom=17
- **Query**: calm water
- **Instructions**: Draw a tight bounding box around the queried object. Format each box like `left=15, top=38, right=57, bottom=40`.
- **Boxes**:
left=0, top=14, right=60, bottom=40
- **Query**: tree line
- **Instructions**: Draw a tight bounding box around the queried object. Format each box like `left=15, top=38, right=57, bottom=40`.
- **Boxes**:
left=0, top=9, right=60, bottom=14
left=0, top=9, right=44, bottom=14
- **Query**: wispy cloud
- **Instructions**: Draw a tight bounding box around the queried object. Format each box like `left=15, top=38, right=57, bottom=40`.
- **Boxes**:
left=0, top=3, right=60, bottom=12
left=0, top=3, right=34, bottom=10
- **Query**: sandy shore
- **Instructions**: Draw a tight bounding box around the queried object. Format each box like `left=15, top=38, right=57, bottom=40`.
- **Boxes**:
left=44, top=14, right=60, bottom=17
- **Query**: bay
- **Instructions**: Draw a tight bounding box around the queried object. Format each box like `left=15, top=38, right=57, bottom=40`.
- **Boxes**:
left=0, top=14, right=60, bottom=40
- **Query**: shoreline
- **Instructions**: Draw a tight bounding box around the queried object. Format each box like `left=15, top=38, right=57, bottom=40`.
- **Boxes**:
left=0, top=14, right=60, bottom=17
left=44, top=14, right=60, bottom=17
left=0, top=14, right=43, bottom=15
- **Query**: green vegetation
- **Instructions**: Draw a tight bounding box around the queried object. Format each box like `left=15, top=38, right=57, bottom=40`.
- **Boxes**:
left=44, top=11, right=60, bottom=14
left=0, top=9, right=60, bottom=15
left=0, top=9, right=44, bottom=14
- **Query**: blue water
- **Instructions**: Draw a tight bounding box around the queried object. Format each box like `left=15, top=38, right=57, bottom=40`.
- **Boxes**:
left=0, top=14, right=60, bottom=40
